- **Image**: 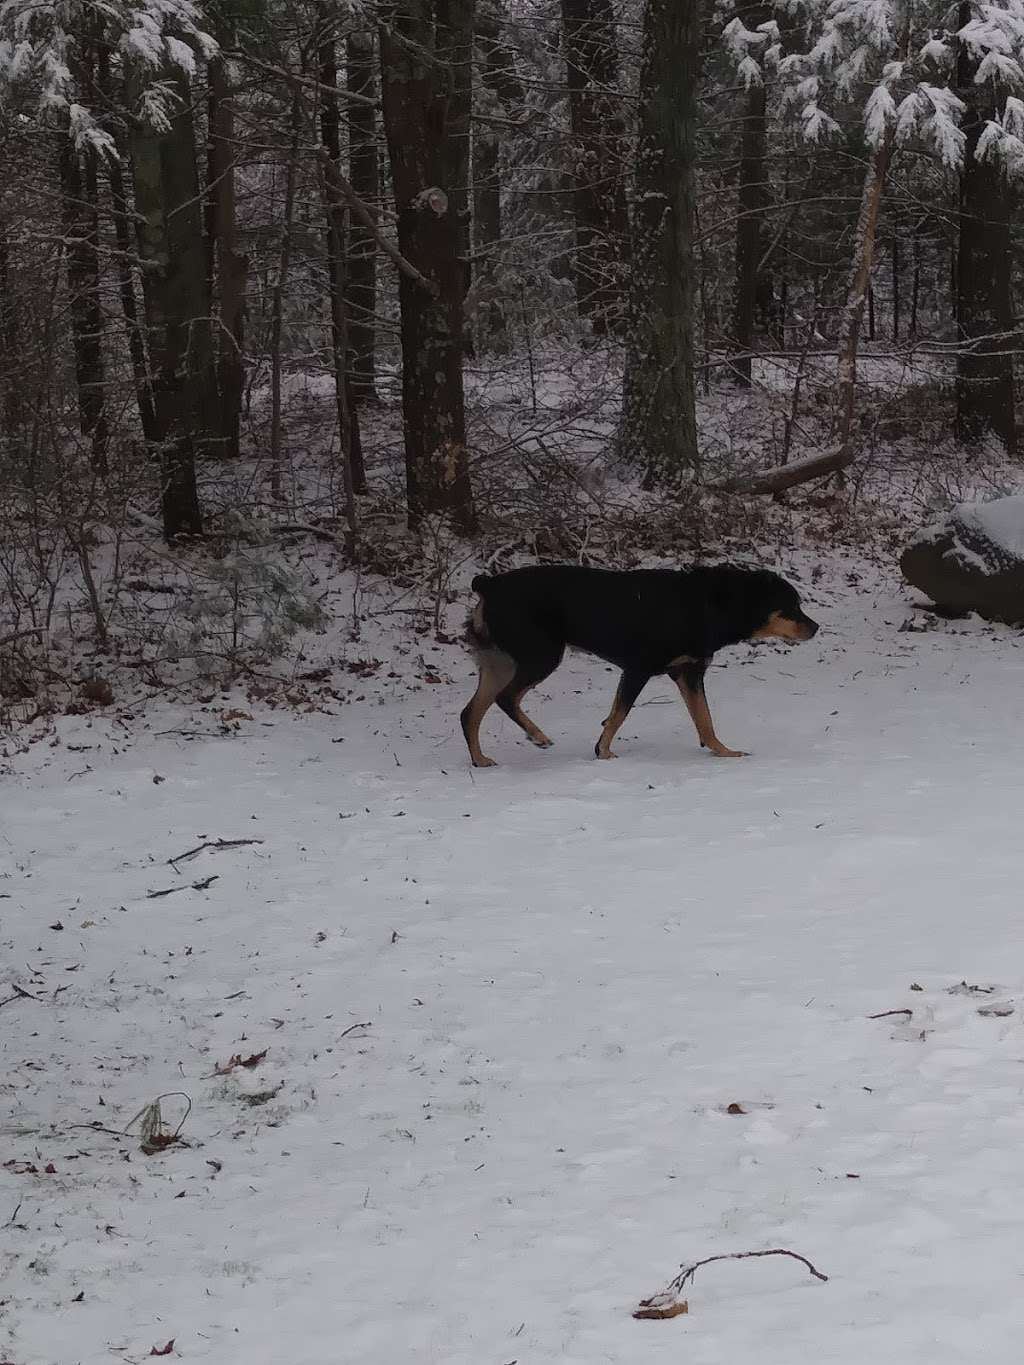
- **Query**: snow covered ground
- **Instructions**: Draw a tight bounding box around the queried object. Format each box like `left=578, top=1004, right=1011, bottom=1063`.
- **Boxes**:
left=4, top=552, right=1024, bottom=1365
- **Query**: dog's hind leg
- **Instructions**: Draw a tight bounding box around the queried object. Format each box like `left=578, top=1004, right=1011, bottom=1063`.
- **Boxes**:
left=495, top=646, right=563, bottom=749
left=595, top=669, right=650, bottom=759
left=461, top=647, right=516, bottom=767
left=670, top=661, right=747, bottom=758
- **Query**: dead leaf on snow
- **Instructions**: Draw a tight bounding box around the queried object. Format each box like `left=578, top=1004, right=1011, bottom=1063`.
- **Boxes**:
left=634, top=1300, right=689, bottom=1320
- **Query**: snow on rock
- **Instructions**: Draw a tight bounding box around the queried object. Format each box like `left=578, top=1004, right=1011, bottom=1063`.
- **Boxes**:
left=901, top=496, right=1024, bottom=622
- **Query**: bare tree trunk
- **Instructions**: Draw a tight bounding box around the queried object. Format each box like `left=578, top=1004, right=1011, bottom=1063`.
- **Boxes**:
left=472, top=1, right=521, bottom=352
left=730, top=3, right=769, bottom=385
left=620, top=0, right=700, bottom=481
left=61, top=132, right=109, bottom=474
left=560, top=0, right=630, bottom=334
left=346, top=29, right=379, bottom=400
left=319, top=17, right=367, bottom=494
left=835, top=135, right=893, bottom=461
left=270, top=85, right=302, bottom=502
left=319, top=159, right=360, bottom=557
left=0, top=220, right=20, bottom=435
left=99, top=45, right=156, bottom=445
left=107, top=153, right=157, bottom=445
left=206, top=52, right=248, bottom=460
left=130, top=72, right=213, bottom=540
left=891, top=211, right=900, bottom=341
left=439, top=0, right=474, bottom=353
left=379, top=0, right=477, bottom=532
left=956, top=4, right=1017, bottom=456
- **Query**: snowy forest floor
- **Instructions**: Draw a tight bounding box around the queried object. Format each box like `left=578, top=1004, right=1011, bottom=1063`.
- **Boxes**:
left=5, top=541, right=1024, bottom=1364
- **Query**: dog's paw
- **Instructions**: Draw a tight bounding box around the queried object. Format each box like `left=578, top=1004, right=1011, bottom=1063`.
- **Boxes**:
left=709, top=745, right=747, bottom=758
left=472, top=755, right=498, bottom=768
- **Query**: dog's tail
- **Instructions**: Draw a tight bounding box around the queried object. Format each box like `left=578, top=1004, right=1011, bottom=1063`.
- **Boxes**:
left=466, top=574, right=494, bottom=651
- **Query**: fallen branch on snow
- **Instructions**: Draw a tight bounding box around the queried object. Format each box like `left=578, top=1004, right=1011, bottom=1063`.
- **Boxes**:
left=167, top=837, right=264, bottom=867
left=634, top=1248, right=828, bottom=1320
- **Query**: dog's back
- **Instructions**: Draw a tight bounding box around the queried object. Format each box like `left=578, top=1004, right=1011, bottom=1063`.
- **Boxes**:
left=470, top=564, right=696, bottom=669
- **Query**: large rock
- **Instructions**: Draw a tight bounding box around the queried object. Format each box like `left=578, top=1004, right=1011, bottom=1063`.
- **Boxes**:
left=901, top=496, right=1024, bottom=624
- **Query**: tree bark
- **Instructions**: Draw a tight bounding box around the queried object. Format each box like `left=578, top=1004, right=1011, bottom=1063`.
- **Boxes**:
left=61, top=132, right=109, bottom=474
left=956, top=6, right=1017, bottom=456
left=620, top=0, right=700, bottom=482
left=346, top=29, right=379, bottom=400
left=560, top=0, right=630, bottom=334
left=270, top=85, right=302, bottom=501
left=472, top=1, right=520, bottom=352
left=319, top=18, right=367, bottom=494
left=130, top=72, right=212, bottom=540
left=107, top=152, right=158, bottom=446
left=206, top=52, right=248, bottom=460
left=835, top=134, right=893, bottom=463
left=379, top=0, right=477, bottom=532
left=730, top=3, right=769, bottom=385
left=0, top=220, right=21, bottom=435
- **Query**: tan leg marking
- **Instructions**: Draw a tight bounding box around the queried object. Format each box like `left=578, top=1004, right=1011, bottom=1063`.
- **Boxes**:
left=595, top=681, right=630, bottom=760
left=461, top=650, right=514, bottom=768
left=674, top=675, right=747, bottom=758
left=503, top=689, right=554, bottom=748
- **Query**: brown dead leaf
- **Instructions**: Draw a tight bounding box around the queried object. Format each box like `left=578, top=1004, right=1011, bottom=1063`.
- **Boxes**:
left=140, top=1133, right=185, bottom=1156
left=215, top=1049, right=267, bottom=1075
left=726, top=1102, right=746, bottom=1115
left=149, top=1340, right=175, bottom=1357
left=634, top=1301, right=689, bottom=1320
left=221, top=710, right=253, bottom=724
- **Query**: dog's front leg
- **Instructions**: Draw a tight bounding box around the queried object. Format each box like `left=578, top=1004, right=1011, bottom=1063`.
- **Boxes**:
left=595, top=669, right=650, bottom=759
left=670, top=661, right=747, bottom=758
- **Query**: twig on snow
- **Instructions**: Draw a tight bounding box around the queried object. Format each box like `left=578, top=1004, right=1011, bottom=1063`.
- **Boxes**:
left=634, top=1248, right=828, bottom=1320
left=0, top=984, right=40, bottom=1008
left=167, top=837, right=264, bottom=867
left=867, top=1008, right=912, bottom=1020
left=147, top=874, right=221, bottom=899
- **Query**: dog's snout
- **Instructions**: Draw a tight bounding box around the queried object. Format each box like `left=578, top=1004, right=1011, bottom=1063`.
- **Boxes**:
left=803, top=618, right=819, bottom=639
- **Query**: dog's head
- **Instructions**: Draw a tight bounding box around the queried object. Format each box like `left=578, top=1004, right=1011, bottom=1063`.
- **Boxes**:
left=702, top=566, right=819, bottom=647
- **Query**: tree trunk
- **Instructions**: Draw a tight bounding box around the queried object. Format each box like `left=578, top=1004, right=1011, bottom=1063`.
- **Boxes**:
left=107, top=153, right=158, bottom=446
left=472, top=2, right=520, bottom=352
left=730, top=3, right=769, bottom=386
left=835, top=135, right=893, bottom=462
left=560, top=0, right=630, bottom=334
left=379, top=0, right=477, bottom=532
left=206, top=53, right=248, bottom=460
left=270, top=86, right=302, bottom=501
left=0, top=220, right=20, bottom=435
left=956, top=8, right=1017, bottom=456
left=346, top=29, right=379, bottom=400
left=319, top=158, right=360, bottom=558
left=620, top=0, right=700, bottom=482
left=319, top=19, right=367, bottom=494
left=61, top=133, right=109, bottom=474
left=438, top=0, right=474, bottom=351
left=130, top=72, right=213, bottom=541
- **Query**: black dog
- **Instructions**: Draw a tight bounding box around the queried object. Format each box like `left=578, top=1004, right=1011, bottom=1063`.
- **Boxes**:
left=460, top=564, right=818, bottom=767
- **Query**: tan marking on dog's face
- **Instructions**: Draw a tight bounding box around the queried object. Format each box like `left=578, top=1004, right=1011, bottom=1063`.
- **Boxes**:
left=751, top=611, right=816, bottom=642
left=667, top=654, right=698, bottom=670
